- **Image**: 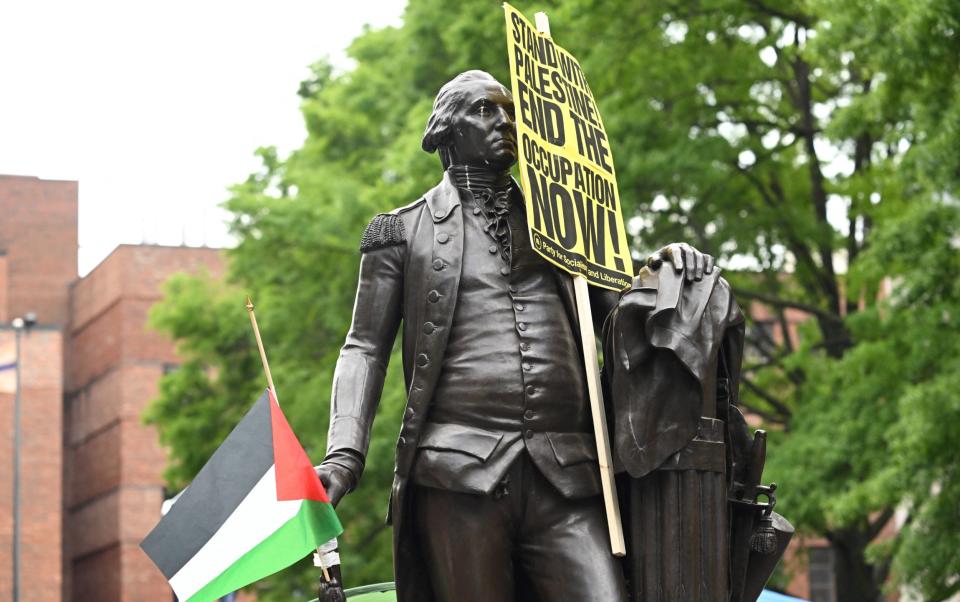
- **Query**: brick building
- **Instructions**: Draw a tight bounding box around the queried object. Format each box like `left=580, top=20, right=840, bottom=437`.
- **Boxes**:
left=0, top=174, right=223, bottom=601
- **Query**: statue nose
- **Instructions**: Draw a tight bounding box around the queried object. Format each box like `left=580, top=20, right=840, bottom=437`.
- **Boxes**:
left=493, top=107, right=513, bottom=129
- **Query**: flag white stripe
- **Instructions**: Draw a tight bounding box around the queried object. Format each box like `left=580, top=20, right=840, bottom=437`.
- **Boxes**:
left=168, top=465, right=301, bottom=600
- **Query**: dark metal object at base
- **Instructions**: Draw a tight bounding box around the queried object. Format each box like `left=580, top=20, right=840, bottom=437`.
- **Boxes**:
left=318, top=578, right=347, bottom=602
left=742, top=512, right=794, bottom=602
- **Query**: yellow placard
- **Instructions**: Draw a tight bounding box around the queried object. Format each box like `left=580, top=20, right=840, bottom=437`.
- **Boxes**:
left=503, top=3, right=632, bottom=291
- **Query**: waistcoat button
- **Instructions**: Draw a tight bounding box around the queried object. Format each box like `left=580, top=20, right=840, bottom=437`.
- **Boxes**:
left=433, top=259, right=444, bottom=271
left=437, top=232, right=449, bottom=244
left=416, top=354, right=429, bottom=367
left=423, top=322, right=436, bottom=334
left=427, top=290, right=440, bottom=302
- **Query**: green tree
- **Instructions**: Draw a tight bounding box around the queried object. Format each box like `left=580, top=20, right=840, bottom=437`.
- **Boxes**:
left=146, top=1, right=959, bottom=599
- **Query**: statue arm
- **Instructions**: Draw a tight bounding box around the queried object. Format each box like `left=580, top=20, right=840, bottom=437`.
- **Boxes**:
left=320, top=242, right=404, bottom=502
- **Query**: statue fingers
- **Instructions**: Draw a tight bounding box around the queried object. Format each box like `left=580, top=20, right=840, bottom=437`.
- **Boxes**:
left=667, top=243, right=684, bottom=272
left=682, top=244, right=696, bottom=281
left=314, top=465, right=349, bottom=507
left=694, top=249, right=704, bottom=281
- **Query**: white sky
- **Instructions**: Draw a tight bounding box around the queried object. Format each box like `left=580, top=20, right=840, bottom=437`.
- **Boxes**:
left=0, top=0, right=406, bottom=275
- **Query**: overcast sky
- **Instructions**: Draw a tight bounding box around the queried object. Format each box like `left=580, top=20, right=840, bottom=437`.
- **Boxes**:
left=1, top=0, right=405, bottom=275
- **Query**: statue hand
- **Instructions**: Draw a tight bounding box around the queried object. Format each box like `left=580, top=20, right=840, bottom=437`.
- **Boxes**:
left=646, top=242, right=715, bottom=282
left=314, top=463, right=354, bottom=508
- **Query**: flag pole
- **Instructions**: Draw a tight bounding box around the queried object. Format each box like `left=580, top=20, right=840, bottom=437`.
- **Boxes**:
left=245, top=297, right=332, bottom=582
left=245, top=296, right=276, bottom=394
left=533, top=11, right=627, bottom=557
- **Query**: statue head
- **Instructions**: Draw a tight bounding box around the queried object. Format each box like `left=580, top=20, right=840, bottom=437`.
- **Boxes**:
left=422, top=70, right=517, bottom=170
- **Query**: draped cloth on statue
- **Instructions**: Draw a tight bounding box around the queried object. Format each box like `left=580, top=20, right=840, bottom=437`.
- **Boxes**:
left=604, top=265, right=746, bottom=602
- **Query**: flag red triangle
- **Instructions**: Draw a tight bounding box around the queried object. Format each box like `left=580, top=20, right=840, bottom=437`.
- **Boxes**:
left=268, top=389, right=330, bottom=503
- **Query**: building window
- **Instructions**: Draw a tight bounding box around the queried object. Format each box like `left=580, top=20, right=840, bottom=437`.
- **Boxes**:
left=809, top=546, right=837, bottom=602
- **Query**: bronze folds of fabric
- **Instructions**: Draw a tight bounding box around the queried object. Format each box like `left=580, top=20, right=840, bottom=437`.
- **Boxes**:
left=622, top=418, right=729, bottom=602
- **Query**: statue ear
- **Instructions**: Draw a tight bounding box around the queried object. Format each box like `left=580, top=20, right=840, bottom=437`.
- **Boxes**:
left=422, top=114, right=450, bottom=153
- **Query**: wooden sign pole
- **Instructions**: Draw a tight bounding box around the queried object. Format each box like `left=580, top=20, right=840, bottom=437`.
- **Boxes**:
left=533, top=12, right=626, bottom=557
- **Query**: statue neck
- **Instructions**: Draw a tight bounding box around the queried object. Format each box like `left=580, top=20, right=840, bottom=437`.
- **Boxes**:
left=448, top=165, right=512, bottom=194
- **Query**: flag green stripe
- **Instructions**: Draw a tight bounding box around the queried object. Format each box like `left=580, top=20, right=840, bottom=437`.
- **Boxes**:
left=186, top=500, right=342, bottom=602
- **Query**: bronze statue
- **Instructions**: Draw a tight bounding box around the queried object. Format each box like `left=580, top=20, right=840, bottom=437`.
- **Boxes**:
left=315, top=70, right=783, bottom=602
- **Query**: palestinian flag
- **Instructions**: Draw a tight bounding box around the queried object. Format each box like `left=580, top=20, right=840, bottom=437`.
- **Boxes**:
left=141, top=389, right=342, bottom=602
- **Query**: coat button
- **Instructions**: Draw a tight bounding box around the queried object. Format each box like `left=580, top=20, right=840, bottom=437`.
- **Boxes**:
left=434, top=209, right=445, bottom=219
left=514, top=303, right=525, bottom=311
left=473, top=207, right=482, bottom=215
left=520, top=342, right=530, bottom=352
left=522, top=362, right=532, bottom=372
left=405, top=407, right=415, bottom=419
left=500, top=266, right=510, bottom=276
left=433, top=259, right=444, bottom=271
left=518, top=322, right=527, bottom=331
left=427, top=290, right=440, bottom=303
left=524, top=410, right=534, bottom=420
left=416, top=353, right=429, bottom=367
left=488, top=245, right=498, bottom=254
left=423, top=322, right=436, bottom=334
left=525, top=385, right=536, bottom=396
left=508, top=286, right=518, bottom=294
left=525, top=429, right=535, bottom=439
left=437, top=232, right=449, bottom=244
left=398, top=436, right=407, bottom=447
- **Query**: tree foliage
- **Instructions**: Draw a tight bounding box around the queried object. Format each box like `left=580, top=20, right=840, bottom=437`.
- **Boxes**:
left=146, top=1, right=959, bottom=599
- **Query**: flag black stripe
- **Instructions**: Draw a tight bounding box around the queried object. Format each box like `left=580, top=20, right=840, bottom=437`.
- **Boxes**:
left=140, top=390, right=275, bottom=578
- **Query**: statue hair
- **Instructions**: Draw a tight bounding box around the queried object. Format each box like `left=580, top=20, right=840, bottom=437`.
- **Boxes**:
left=422, top=70, right=502, bottom=168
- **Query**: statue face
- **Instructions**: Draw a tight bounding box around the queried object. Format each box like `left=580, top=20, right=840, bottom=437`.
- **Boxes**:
left=447, top=81, right=517, bottom=169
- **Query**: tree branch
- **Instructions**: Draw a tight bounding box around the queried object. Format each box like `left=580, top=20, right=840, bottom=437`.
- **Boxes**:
left=790, top=53, right=840, bottom=311
left=740, top=376, right=793, bottom=421
left=866, top=507, right=895, bottom=541
left=731, top=164, right=835, bottom=299
left=746, top=0, right=815, bottom=28
left=734, top=287, right=837, bottom=322
left=737, top=399, right=789, bottom=426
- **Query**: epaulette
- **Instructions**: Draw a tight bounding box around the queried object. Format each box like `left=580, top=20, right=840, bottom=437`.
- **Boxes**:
left=360, top=213, right=406, bottom=253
